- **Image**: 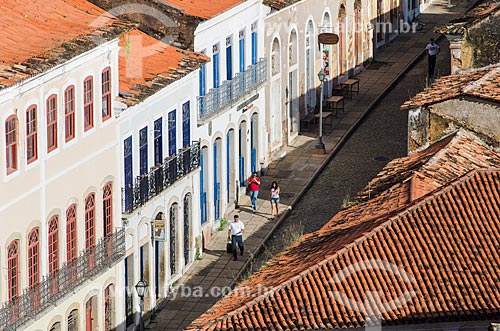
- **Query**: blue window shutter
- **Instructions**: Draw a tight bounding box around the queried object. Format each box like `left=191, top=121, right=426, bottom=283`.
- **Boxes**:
left=154, top=118, right=163, bottom=166
left=199, top=65, right=206, bottom=96
left=182, top=101, right=190, bottom=148
left=239, top=38, right=245, bottom=72
left=226, top=46, right=232, bottom=80
left=251, top=32, right=257, bottom=65
left=168, top=110, right=177, bottom=156
left=213, top=53, right=219, bottom=88
left=124, top=136, right=133, bottom=212
left=139, top=127, right=148, bottom=175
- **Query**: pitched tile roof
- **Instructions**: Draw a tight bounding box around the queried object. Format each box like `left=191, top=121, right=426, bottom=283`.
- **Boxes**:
left=0, top=0, right=131, bottom=89
left=400, top=64, right=500, bottom=110
left=436, top=0, right=500, bottom=35
left=354, top=129, right=500, bottom=203
left=162, top=0, right=245, bottom=19
left=118, top=30, right=208, bottom=106
left=187, top=169, right=500, bottom=331
left=263, top=0, right=298, bottom=10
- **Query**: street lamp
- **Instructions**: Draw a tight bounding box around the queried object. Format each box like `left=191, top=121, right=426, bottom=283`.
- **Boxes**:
left=135, top=279, right=148, bottom=331
left=314, top=69, right=328, bottom=153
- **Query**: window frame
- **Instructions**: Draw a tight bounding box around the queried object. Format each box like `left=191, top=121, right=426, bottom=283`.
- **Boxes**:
left=5, top=115, right=18, bottom=174
left=28, top=228, right=40, bottom=287
left=46, top=94, right=58, bottom=152
left=83, top=76, right=94, bottom=131
left=101, top=68, right=112, bottom=121
left=103, top=182, right=113, bottom=237
left=85, top=193, right=96, bottom=249
left=26, top=105, right=38, bottom=164
left=66, top=204, right=77, bottom=262
left=64, top=86, right=76, bottom=142
left=48, top=216, right=59, bottom=274
left=7, top=240, right=19, bottom=300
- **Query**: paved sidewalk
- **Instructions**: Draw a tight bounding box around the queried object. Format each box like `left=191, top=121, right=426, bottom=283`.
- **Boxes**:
left=150, top=0, right=470, bottom=329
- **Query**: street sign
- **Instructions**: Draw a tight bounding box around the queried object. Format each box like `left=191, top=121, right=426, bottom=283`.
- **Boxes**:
left=153, top=219, right=167, bottom=241
left=318, top=33, right=339, bottom=45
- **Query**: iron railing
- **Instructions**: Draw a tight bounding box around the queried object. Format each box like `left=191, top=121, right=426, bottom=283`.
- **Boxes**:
left=198, top=58, right=267, bottom=120
left=0, top=229, right=125, bottom=331
left=122, top=142, right=200, bottom=214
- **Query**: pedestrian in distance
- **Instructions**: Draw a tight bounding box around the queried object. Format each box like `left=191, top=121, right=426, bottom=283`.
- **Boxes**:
left=425, top=38, right=440, bottom=82
left=227, top=214, right=245, bottom=261
left=247, top=172, right=261, bottom=213
left=270, top=181, right=280, bottom=219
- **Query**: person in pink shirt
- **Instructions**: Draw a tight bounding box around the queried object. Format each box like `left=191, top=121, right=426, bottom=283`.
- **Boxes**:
left=247, top=172, right=261, bottom=213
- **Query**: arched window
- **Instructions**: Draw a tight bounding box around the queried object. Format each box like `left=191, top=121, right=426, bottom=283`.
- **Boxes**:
left=85, top=193, right=96, bottom=249
left=183, top=194, right=192, bottom=265
left=104, top=284, right=114, bottom=330
left=67, top=309, right=79, bottom=331
left=49, top=321, right=61, bottom=331
left=5, top=115, right=18, bottom=174
left=271, top=38, right=280, bottom=76
left=83, top=76, right=94, bottom=131
left=48, top=216, right=59, bottom=274
left=338, top=5, right=347, bottom=76
left=7, top=240, right=19, bottom=300
left=64, top=86, right=75, bottom=142
left=66, top=204, right=77, bottom=262
left=102, top=68, right=112, bottom=121
left=28, top=228, right=40, bottom=287
left=103, top=182, right=113, bottom=237
left=305, top=20, right=315, bottom=110
left=288, top=29, right=298, bottom=66
left=46, top=94, right=58, bottom=152
left=26, top=105, right=38, bottom=163
left=170, top=203, right=178, bottom=276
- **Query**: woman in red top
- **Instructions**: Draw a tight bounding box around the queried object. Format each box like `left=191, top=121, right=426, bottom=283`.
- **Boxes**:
left=248, top=172, right=261, bottom=213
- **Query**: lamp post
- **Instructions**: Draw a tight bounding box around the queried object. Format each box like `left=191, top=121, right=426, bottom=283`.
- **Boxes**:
left=135, top=279, right=148, bottom=331
left=314, top=69, right=328, bottom=153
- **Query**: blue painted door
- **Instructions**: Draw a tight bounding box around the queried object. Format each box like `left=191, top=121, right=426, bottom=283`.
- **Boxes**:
left=200, top=152, right=207, bottom=224
left=251, top=117, right=256, bottom=174
left=213, top=53, right=219, bottom=88
left=182, top=101, right=190, bottom=148
left=251, top=32, right=257, bottom=65
left=199, top=65, right=206, bottom=96
left=239, top=38, right=245, bottom=72
left=154, top=118, right=163, bottom=165
left=226, top=132, right=230, bottom=203
left=155, top=242, right=159, bottom=298
left=124, top=136, right=133, bottom=212
left=140, top=245, right=145, bottom=279
left=139, top=127, right=148, bottom=175
left=213, top=143, right=220, bottom=220
left=239, top=125, right=245, bottom=187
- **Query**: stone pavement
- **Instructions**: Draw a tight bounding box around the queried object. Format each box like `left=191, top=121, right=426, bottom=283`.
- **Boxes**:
left=149, top=0, right=471, bottom=329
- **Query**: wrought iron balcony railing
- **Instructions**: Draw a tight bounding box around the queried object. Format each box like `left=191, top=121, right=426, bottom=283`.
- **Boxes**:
left=0, top=229, right=125, bottom=331
left=198, top=58, right=267, bottom=121
left=122, top=141, right=200, bottom=214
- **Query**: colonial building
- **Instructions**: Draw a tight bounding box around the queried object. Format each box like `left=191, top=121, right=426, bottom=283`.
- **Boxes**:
left=185, top=129, right=500, bottom=331
left=115, top=29, right=207, bottom=329
left=401, top=63, right=500, bottom=153
left=0, top=0, right=129, bottom=329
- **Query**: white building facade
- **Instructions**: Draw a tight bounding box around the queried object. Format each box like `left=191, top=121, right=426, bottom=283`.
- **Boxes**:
left=0, top=36, right=126, bottom=331
left=193, top=0, right=268, bottom=241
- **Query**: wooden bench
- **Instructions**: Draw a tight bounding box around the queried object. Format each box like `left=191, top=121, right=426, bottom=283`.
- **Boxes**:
left=340, top=78, right=360, bottom=100
left=325, top=95, right=345, bottom=114
left=301, top=113, right=316, bottom=131
left=315, top=111, right=334, bottom=131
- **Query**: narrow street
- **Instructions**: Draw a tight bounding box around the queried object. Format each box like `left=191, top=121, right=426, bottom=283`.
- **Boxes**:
left=249, top=38, right=452, bottom=271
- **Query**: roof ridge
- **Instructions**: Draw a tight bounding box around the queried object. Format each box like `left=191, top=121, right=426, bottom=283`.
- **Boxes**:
left=463, top=65, right=500, bottom=93
left=200, top=169, right=500, bottom=329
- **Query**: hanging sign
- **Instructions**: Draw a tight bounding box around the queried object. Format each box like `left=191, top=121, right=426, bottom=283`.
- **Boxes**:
left=318, top=33, right=339, bottom=46
left=153, top=219, right=167, bottom=241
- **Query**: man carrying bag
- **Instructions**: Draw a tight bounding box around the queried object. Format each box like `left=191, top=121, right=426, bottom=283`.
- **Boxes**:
left=227, top=215, right=245, bottom=261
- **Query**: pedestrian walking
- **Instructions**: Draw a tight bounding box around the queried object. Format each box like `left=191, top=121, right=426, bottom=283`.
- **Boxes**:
left=425, top=38, right=440, bottom=80
left=270, top=181, right=280, bottom=219
left=227, top=214, right=244, bottom=261
left=247, top=172, right=261, bottom=213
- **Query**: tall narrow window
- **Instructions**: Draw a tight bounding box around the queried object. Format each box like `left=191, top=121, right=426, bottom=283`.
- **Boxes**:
left=85, top=193, right=96, bottom=249
left=212, top=44, right=220, bottom=88
left=66, top=204, right=77, bottom=262
left=84, top=77, right=94, bottom=131
left=199, top=64, right=206, bottom=97
left=168, top=110, right=176, bottom=156
left=251, top=22, right=258, bottom=65
left=139, top=127, right=148, bottom=175
left=182, top=102, right=190, bottom=148
left=28, top=228, right=40, bottom=287
left=48, top=216, right=59, bottom=275
left=65, top=86, right=75, bottom=142
left=47, top=95, right=58, bottom=152
left=239, top=30, right=245, bottom=72
left=7, top=240, right=19, bottom=300
left=103, top=182, right=113, bottom=237
left=102, top=68, right=111, bottom=121
left=154, top=118, right=163, bottom=166
left=226, top=36, right=232, bottom=80
left=26, top=105, right=37, bottom=163
left=5, top=116, right=17, bottom=174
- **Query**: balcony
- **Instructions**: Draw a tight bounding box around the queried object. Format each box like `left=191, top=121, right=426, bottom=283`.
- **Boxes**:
left=0, top=229, right=125, bottom=330
left=122, top=142, right=200, bottom=214
left=198, top=58, right=267, bottom=121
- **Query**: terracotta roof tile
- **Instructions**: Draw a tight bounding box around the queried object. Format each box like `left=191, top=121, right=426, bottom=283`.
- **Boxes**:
left=436, top=0, right=500, bottom=35
left=118, top=30, right=208, bottom=106
left=0, top=0, right=132, bottom=89
left=355, top=129, right=500, bottom=203
left=187, top=169, right=500, bottom=330
left=262, top=0, right=298, bottom=10
left=161, top=0, right=244, bottom=19
left=400, top=64, right=500, bottom=110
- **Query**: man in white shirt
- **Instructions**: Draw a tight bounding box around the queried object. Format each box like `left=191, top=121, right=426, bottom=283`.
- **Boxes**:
left=227, top=214, right=245, bottom=261
left=425, top=38, right=440, bottom=79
